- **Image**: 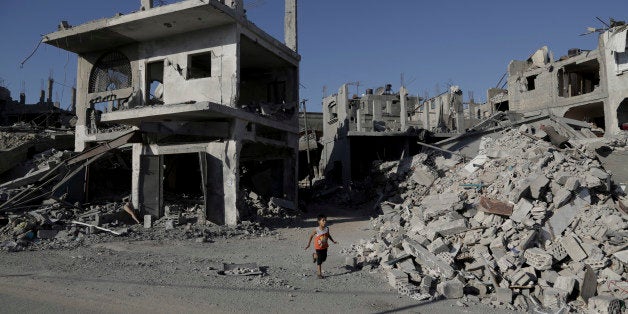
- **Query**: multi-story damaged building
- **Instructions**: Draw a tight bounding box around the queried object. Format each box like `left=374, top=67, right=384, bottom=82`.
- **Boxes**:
left=42, top=0, right=300, bottom=225
left=321, top=84, right=427, bottom=184
left=507, top=24, right=628, bottom=134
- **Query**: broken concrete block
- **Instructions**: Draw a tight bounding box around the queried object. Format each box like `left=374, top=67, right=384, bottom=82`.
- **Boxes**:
left=587, top=295, right=622, bottom=314
left=143, top=215, right=152, bottom=229
left=164, top=218, right=175, bottom=230
left=463, top=155, right=489, bottom=174
left=553, top=276, right=576, bottom=294
left=411, top=167, right=436, bottom=186
left=544, top=191, right=588, bottom=237
left=541, top=270, right=559, bottom=284
left=524, top=248, right=553, bottom=270
left=561, top=234, right=588, bottom=262
left=612, top=250, right=628, bottom=264
left=511, top=198, right=533, bottom=223
left=345, top=256, right=357, bottom=269
left=437, top=279, right=464, bottom=299
left=553, top=188, right=572, bottom=208
left=427, top=218, right=468, bottom=236
left=402, top=239, right=455, bottom=279
left=387, top=269, right=408, bottom=288
left=564, top=177, right=580, bottom=192
left=495, top=287, right=512, bottom=304
left=542, top=287, right=567, bottom=309
left=547, top=241, right=568, bottom=261
left=36, top=229, right=59, bottom=239
left=420, top=275, right=433, bottom=294
left=426, top=237, right=449, bottom=254
left=579, top=265, right=597, bottom=302
left=589, top=167, right=609, bottom=180
left=530, top=175, right=550, bottom=199
left=478, top=196, right=513, bottom=216
left=269, top=197, right=296, bottom=210
left=421, top=192, right=464, bottom=220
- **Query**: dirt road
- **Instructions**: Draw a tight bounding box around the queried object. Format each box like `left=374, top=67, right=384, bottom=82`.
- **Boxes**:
left=0, top=208, right=516, bottom=313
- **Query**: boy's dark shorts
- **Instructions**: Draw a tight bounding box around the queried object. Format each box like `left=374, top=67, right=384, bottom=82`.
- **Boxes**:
left=315, top=249, right=327, bottom=265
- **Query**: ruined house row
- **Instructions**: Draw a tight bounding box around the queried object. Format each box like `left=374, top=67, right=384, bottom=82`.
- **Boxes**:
left=318, top=24, right=628, bottom=185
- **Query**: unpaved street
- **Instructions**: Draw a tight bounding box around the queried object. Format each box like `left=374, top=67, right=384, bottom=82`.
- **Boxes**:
left=0, top=208, right=514, bottom=313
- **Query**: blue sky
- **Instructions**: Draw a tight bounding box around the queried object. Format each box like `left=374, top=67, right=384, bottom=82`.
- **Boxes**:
left=1, top=0, right=627, bottom=112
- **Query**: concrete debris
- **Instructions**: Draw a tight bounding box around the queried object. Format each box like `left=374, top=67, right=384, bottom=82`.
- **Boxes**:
left=345, top=129, right=628, bottom=312
left=221, top=263, right=263, bottom=276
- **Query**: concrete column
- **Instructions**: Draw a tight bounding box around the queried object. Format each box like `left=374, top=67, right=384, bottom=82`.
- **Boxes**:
left=131, top=144, right=141, bottom=212
left=284, top=132, right=298, bottom=203
left=47, top=78, right=53, bottom=103
left=423, top=101, right=430, bottom=130
left=356, top=108, right=363, bottom=131
left=400, top=86, right=408, bottom=131
left=284, top=0, right=298, bottom=52
left=71, top=87, right=76, bottom=113
left=140, top=0, right=153, bottom=10
left=373, top=100, right=382, bottom=122
left=206, top=140, right=241, bottom=226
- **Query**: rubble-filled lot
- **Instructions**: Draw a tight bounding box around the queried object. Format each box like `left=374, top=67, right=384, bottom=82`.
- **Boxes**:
left=345, top=127, right=628, bottom=313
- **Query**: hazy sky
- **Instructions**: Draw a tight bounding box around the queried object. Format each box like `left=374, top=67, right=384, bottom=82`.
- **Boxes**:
left=1, top=0, right=627, bottom=112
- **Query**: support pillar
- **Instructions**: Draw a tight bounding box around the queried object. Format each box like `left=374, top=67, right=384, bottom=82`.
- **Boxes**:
left=400, top=86, right=408, bottom=131
left=205, top=140, right=241, bottom=226
left=284, top=0, right=298, bottom=52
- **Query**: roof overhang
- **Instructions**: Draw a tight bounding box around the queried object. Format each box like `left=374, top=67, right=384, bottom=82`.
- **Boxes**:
left=43, top=1, right=238, bottom=54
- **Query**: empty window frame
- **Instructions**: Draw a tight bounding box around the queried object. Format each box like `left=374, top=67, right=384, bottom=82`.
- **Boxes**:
left=187, top=52, right=212, bottom=79
left=526, top=75, right=537, bottom=91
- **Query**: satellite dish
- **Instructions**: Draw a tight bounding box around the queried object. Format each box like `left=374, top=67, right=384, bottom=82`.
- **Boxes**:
left=375, top=87, right=385, bottom=95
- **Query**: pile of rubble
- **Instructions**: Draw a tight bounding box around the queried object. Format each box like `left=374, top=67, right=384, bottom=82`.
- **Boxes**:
left=0, top=199, right=277, bottom=252
left=241, top=189, right=300, bottom=219
left=345, top=127, right=627, bottom=313
left=0, top=132, right=39, bottom=150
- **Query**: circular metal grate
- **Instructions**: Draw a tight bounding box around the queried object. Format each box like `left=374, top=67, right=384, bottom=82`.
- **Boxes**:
left=88, top=51, right=132, bottom=93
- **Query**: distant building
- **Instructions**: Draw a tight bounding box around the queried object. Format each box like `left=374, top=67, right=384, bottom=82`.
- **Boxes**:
left=506, top=24, right=628, bottom=133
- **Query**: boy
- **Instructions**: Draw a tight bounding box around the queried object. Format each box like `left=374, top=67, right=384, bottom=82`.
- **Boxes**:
left=304, top=214, right=337, bottom=279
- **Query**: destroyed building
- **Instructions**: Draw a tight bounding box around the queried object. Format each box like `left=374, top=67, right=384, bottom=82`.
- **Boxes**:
left=320, top=84, right=430, bottom=185
left=40, top=0, right=300, bottom=225
left=507, top=24, right=628, bottom=134
left=0, top=80, right=75, bottom=127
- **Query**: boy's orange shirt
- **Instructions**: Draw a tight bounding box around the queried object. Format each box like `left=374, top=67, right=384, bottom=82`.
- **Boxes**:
left=314, top=226, right=329, bottom=250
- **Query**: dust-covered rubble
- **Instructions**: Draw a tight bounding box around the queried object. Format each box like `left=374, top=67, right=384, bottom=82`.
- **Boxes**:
left=344, top=128, right=628, bottom=313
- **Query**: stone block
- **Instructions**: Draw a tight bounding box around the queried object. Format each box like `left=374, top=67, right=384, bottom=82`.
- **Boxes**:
left=402, top=239, right=455, bottom=279
left=542, top=287, right=567, bottom=309
left=427, top=237, right=449, bottom=254
left=427, top=217, right=468, bottom=236
left=553, top=276, right=576, bottom=294
left=437, top=279, right=464, bottom=299
left=387, top=269, right=408, bottom=287
left=143, top=215, right=152, bottom=229
left=411, top=167, right=436, bottom=186
left=579, top=265, right=597, bottom=302
left=495, top=287, right=512, bottom=304
left=553, top=188, right=572, bottom=208
left=421, top=192, right=464, bottom=220
left=587, top=296, right=622, bottom=314
left=530, top=175, right=550, bottom=199
left=564, top=177, right=580, bottom=192
left=589, top=167, right=609, bottom=180
left=420, top=275, right=433, bottom=294
left=561, top=234, right=588, bottom=262
left=511, top=198, right=533, bottom=223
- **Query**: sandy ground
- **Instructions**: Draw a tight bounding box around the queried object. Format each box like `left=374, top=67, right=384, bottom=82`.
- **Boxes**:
left=0, top=206, right=519, bottom=314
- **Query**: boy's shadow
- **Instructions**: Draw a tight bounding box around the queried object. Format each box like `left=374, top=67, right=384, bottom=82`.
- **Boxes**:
left=324, top=266, right=357, bottom=278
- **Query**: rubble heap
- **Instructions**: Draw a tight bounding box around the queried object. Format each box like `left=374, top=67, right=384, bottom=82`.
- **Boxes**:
left=0, top=132, right=38, bottom=150
left=345, top=127, right=627, bottom=312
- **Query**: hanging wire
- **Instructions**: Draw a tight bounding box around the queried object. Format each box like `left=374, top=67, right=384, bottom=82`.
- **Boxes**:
left=20, top=38, right=43, bottom=68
